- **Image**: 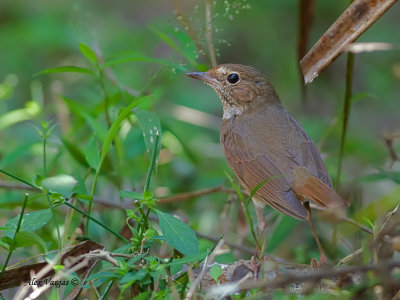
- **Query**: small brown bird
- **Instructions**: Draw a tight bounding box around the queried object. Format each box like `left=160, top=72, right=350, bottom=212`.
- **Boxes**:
left=187, top=64, right=346, bottom=262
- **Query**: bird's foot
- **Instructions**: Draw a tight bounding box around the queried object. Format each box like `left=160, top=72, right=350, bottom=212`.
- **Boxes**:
left=310, top=252, right=328, bottom=268
left=241, top=256, right=261, bottom=278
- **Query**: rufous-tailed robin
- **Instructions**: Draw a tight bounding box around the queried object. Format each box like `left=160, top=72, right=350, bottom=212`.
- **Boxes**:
left=187, top=64, right=346, bottom=262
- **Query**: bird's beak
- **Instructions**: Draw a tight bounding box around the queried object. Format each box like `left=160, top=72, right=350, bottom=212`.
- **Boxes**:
left=186, top=72, right=217, bottom=85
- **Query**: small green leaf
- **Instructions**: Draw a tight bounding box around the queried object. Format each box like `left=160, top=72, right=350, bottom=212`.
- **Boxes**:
left=156, top=209, right=198, bottom=256
left=96, top=95, right=152, bottom=175
left=61, top=138, right=88, bottom=167
left=101, top=54, right=185, bottom=71
left=14, top=231, right=47, bottom=251
left=166, top=251, right=208, bottom=266
left=134, top=109, right=162, bottom=175
left=34, top=66, right=97, bottom=77
left=4, top=209, right=52, bottom=238
left=132, top=292, right=150, bottom=300
left=142, top=190, right=155, bottom=208
left=62, top=97, right=108, bottom=142
left=120, top=191, right=143, bottom=199
left=42, top=174, right=78, bottom=197
left=85, top=135, right=100, bottom=170
left=151, top=28, right=197, bottom=66
left=79, top=43, right=98, bottom=66
left=209, top=264, right=222, bottom=283
left=49, top=192, right=65, bottom=205
left=0, top=236, right=15, bottom=250
left=120, top=269, right=147, bottom=285
left=0, top=240, right=11, bottom=251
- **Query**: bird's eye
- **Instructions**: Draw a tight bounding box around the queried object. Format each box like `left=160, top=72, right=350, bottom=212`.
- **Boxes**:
left=227, top=73, right=239, bottom=84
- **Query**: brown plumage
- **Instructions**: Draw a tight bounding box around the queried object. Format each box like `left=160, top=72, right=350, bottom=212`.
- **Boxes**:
left=187, top=64, right=346, bottom=262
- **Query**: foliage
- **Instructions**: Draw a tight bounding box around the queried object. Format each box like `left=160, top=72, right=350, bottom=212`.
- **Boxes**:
left=0, top=0, right=399, bottom=299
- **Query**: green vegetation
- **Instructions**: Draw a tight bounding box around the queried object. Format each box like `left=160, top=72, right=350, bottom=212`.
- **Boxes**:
left=0, top=1, right=399, bottom=299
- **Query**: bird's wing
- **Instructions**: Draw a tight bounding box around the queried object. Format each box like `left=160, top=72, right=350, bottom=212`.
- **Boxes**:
left=221, top=105, right=339, bottom=220
left=222, top=112, right=308, bottom=220
left=286, top=112, right=332, bottom=187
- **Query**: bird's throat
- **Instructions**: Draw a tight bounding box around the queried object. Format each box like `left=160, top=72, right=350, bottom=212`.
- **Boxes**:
left=222, top=100, right=244, bottom=119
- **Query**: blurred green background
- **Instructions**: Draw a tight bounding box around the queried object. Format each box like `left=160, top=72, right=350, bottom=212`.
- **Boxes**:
left=0, top=0, right=399, bottom=262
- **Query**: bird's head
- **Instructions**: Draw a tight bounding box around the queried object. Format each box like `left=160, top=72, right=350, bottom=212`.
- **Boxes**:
left=187, top=64, right=278, bottom=119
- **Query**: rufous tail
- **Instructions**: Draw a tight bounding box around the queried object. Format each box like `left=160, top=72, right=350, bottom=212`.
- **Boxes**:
left=292, top=166, right=347, bottom=209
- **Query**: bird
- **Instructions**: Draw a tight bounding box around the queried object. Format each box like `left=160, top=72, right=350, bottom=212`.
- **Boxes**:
left=187, top=64, right=346, bottom=263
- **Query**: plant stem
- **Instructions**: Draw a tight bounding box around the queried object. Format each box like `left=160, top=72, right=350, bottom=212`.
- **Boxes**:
left=65, top=201, right=129, bottom=244
left=336, top=52, right=354, bottom=187
left=231, top=181, right=261, bottom=251
left=205, top=0, right=217, bottom=67
left=139, top=132, right=160, bottom=243
left=99, top=280, right=114, bottom=300
left=45, top=187, right=62, bottom=250
left=0, top=169, right=40, bottom=190
left=43, top=137, right=47, bottom=176
left=86, top=170, right=100, bottom=234
left=144, top=131, right=160, bottom=192
left=0, top=194, right=29, bottom=281
left=0, top=168, right=127, bottom=244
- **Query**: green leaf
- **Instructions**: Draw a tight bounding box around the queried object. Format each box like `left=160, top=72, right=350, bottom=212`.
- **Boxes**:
left=266, top=215, right=299, bottom=252
left=85, top=135, right=100, bottom=170
left=132, top=292, right=150, bottom=300
left=62, top=97, right=108, bottom=142
left=101, top=54, right=185, bottom=71
left=96, top=95, right=152, bottom=175
left=120, top=269, right=147, bottom=285
left=166, top=251, right=208, bottom=266
left=61, top=138, right=88, bottom=167
left=151, top=28, right=196, bottom=66
left=120, top=191, right=143, bottom=199
left=79, top=42, right=98, bottom=66
left=42, top=174, right=78, bottom=197
left=209, top=264, right=222, bottom=283
left=133, top=109, right=162, bottom=175
left=14, top=231, right=47, bottom=251
left=4, top=209, right=52, bottom=238
left=0, top=101, right=40, bottom=131
left=155, top=209, right=199, bottom=256
left=34, top=66, right=97, bottom=77
left=350, top=92, right=375, bottom=103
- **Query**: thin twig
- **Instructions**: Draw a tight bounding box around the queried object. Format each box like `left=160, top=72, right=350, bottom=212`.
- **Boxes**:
left=158, top=185, right=236, bottom=204
left=185, top=239, right=224, bottom=299
left=236, top=260, right=400, bottom=292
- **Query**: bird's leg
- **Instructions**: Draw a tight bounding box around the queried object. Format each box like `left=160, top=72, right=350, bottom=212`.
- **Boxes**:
left=304, top=201, right=327, bottom=265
